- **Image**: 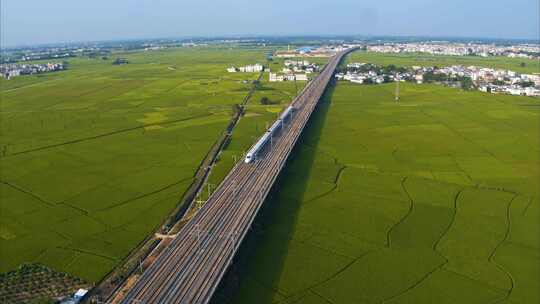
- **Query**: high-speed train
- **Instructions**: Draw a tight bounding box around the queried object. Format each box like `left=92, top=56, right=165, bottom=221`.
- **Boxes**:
left=245, top=106, right=295, bottom=163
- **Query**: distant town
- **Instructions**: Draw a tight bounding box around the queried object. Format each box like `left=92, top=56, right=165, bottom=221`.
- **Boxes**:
left=274, top=45, right=349, bottom=58
left=367, top=42, right=540, bottom=59
left=3, top=38, right=539, bottom=64
left=268, top=60, right=321, bottom=82
left=337, top=63, right=540, bottom=96
left=3, top=38, right=539, bottom=91
left=0, top=62, right=66, bottom=79
left=227, top=60, right=322, bottom=82
left=267, top=42, right=540, bottom=60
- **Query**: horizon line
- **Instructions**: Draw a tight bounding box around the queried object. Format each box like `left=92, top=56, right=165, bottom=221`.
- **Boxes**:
left=2, top=33, right=539, bottom=50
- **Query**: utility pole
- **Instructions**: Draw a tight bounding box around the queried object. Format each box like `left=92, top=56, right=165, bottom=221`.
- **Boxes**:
left=196, top=199, right=205, bottom=210
left=294, top=73, right=298, bottom=96
left=395, top=73, right=400, bottom=103
left=138, top=259, right=143, bottom=274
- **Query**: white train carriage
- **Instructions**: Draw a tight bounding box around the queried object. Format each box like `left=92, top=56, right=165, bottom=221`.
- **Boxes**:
left=280, top=106, right=294, bottom=121
left=268, top=119, right=282, bottom=134
left=244, top=106, right=296, bottom=164
left=245, top=132, right=271, bottom=163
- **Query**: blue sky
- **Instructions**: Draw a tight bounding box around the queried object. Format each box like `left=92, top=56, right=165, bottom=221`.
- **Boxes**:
left=2, top=0, right=539, bottom=47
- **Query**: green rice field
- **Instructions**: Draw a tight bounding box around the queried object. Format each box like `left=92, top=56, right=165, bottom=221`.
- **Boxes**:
left=1, top=46, right=539, bottom=303
left=0, top=47, right=270, bottom=282
left=219, top=79, right=540, bottom=303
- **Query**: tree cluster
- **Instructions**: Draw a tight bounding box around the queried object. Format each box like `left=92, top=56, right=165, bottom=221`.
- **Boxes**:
left=112, top=58, right=129, bottom=65
left=260, top=96, right=278, bottom=105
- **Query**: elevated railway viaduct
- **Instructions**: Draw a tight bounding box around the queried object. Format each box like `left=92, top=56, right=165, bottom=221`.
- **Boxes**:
left=120, top=48, right=355, bottom=304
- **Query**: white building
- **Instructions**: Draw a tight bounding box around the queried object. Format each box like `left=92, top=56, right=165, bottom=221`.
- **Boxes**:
left=237, top=63, right=264, bottom=73
left=284, top=60, right=309, bottom=66
left=295, top=74, right=308, bottom=81
left=60, top=289, right=88, bottom=304
left=507, top=87, right=525, bottom=95
left=269, top=72, right=284, bottom=82
left=522, top=74, right=540, bottom=86
left=525, top=87, right=540, bottom=96
left=269, top=70, right=308, bottom=82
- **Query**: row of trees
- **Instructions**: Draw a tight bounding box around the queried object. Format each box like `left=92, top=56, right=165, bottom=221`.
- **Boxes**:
left=423, top=71, right=474, bottom=90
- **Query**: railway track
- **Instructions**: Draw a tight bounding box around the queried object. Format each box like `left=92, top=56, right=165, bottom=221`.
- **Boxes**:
left=120, top=48, right=354, bottom=304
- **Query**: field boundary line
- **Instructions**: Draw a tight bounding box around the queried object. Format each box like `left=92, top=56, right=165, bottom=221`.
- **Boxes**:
left=380, top=257, right=448, bottom=304
left=309, top=290, right=337, bottom=304
left=1, top=77, right=64, bottom=93
left=57, top=246, right=117, bottom=261
left=449, top=153, right=475, bottom=184
left=380, top=183, right=512, bottom=302
left=522, top=197, right=534, bottom=216
left=380, top=187, right=466, bottom=303
left=419, top=108, right=501, bottom=162
left=57, top=202, right=90, bottom=215
left=276, top=251, right=373, bottom=304
left=489, top=194, right=518, bottom=303
left=97, top=176, right=192, bottom=211
left=386, top=176, right=414, bottom=248
left=443, top=267, right=509, bottom=294
left=55, top=202, right=113, bottom=229
left=302, top=165, right=347, bottom=205
left=242, top=274, right=288, bottom=299
left=298, top=233, right=357, bottom=260
left=433, top=189, right=462, bottom=251
left=0, top=180, right=55, bottom=206
left=3, top=113, right=212, bottom=157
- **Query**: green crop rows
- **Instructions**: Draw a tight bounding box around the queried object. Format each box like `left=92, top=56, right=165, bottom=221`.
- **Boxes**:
left=221, top=76, right=539, bottom=303
left=0, top=263, right=89, bottom=303
left=2, top=46, right=539, bottom=303
left=0, top=47, right=271, bottom=282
